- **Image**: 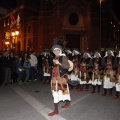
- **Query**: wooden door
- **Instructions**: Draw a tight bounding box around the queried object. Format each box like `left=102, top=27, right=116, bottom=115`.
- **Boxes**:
left=66, top=34, right=80, bottom=49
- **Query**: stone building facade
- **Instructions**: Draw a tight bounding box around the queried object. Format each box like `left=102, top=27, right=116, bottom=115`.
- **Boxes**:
left=0, top=0, right=105, bottom=52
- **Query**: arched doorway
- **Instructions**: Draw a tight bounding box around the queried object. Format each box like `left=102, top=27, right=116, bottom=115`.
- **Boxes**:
left=66, top=34, right=80, bottom=49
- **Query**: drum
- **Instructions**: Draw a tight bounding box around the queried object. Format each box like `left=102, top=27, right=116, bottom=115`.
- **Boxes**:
left=68, top=79, right=79, bottom=86
left=67, top=74, right=79, bottom=86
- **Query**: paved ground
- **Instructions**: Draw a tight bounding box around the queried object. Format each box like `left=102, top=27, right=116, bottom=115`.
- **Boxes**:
left=0, top=80, right=120, bottom=120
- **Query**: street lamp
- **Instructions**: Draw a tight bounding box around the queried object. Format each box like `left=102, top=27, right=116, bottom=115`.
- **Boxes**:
left=11, top=31, right=19, bottom=51
left=100, top=0, right=103, bottom=49
left=5, top=41, right=10, bottom=50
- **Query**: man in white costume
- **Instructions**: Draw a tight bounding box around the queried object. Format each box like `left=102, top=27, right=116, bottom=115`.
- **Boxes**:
left=77, top=51, right=93, bottom=92
left=102, top=49, right=116, bottom=96
left=114, top=50, right=120, bottom=99
left=42, top=49, right=52, bottom=84
left=48, top=44, right=71, bottom=116
left=90, top=51, right=103, bottom=93
left=68, top=48, right=81, bottom=90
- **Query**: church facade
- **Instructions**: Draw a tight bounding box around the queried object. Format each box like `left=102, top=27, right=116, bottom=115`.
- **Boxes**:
left=0, top=0, right=111, bottom=52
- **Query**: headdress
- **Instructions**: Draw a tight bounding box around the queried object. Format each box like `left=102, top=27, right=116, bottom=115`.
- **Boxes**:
left=93, top=50, right=101, bottom=58
left=104, top=48, right=114, bottom=57
left=81, top=50, right=92, bottom=58
left=65, top=48, right=72, bottom=54
left=73, top=48, right=81, bottom=55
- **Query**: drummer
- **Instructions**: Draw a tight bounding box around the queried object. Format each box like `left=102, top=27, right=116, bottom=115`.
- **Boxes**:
left=77, top=51, right=93, bottom=92
left=102, top=48, right=116, bottom=96
left=90, top=50, right=103, bottom=94
left=114, top=50, right=120, bottom=99
left=67, top=48, right=81, bottom=90
left=65, top=48, right=73, bottom=61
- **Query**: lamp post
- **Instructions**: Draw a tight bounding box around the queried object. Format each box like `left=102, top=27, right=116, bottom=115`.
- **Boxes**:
left=11, top=31, right=19, bottom=51
left=100, top=0, right=103, bottom=49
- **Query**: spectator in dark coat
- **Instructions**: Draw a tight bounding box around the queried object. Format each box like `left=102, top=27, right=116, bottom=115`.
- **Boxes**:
left=2, top=50, right=13, bottom=85
left=37, top=51, right=44, bottom=81
left=16, top=56, right=24, bottom=85
left=0, top=53, right=4, bottom=86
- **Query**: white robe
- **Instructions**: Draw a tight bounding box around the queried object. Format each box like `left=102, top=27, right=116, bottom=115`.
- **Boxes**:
left=52, top=84, right=71, bottom=103
left=103, top=77, right=114, bottom=89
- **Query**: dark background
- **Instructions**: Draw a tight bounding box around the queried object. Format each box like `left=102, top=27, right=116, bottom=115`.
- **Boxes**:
left=1, top=0, right=16, bottom=9
left=0, top=0, right=120, bottom=20
left=112, top=0, right=120, bottom=20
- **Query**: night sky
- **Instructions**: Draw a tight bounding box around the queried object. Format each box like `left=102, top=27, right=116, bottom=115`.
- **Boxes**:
left=0, top=0, right=120, bottom=20
left=1, top=0, right=16, bottom=9
left=112, top=0, right=120, bottom=20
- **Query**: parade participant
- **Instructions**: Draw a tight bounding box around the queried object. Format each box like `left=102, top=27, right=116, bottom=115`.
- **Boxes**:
left=90, top=51, right=103, bottom=93
left=68, top=48, right=81, bottom=90
left=77, top=51, right=93, bottom=92
left=114, top=50, right=120, bottom=99
left=65, top=48, right=74, bottom=89
left=65, top=48, right=73, bottom=61
left=42, top=49, right=52, bottom=84
left=102, top=48, right=116, bottom=96
left=48, top=44, right=71, bottom=116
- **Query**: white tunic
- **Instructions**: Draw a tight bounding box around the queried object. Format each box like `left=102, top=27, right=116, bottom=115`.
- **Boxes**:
left=52, top=84, right=71, bottom=103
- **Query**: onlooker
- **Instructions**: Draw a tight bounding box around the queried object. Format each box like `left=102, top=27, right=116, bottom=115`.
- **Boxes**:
left=10, top=52, right=18, bottom=83
left=23, top=55, right=31, bottom=83
left=2, top=50, right=13, bottom=85
left=0, top=53, right=4, bottom=86
left=29, top=51, right=38, bottom=81
left=37, top=51, right=44, bottom=81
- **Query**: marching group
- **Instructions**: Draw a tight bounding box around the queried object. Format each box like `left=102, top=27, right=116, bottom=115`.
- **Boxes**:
left=0, top=47, right=120, bottom=100
left=65, top=48, right=120, bottom=100
left=0, top=45, right=120, bottom=116
left=0, top=47, right=120, bottom=101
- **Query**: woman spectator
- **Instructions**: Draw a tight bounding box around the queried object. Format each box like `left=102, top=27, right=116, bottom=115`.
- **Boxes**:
left=16, top=56, right=24, bottom=85
left=23, top=55, right=31, bottom=83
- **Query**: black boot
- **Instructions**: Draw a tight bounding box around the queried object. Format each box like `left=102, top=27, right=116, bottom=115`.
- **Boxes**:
left=97, top=85, right=101, bottom=93
left=109, top=88, right=113, bottom=96
left=114, top=91, right=119, bottom=99
left=102, top=89, right=107, bottom=96
left=85, top=84, right=89, bottom=91
left=90, top=85, right=96, bottom=93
